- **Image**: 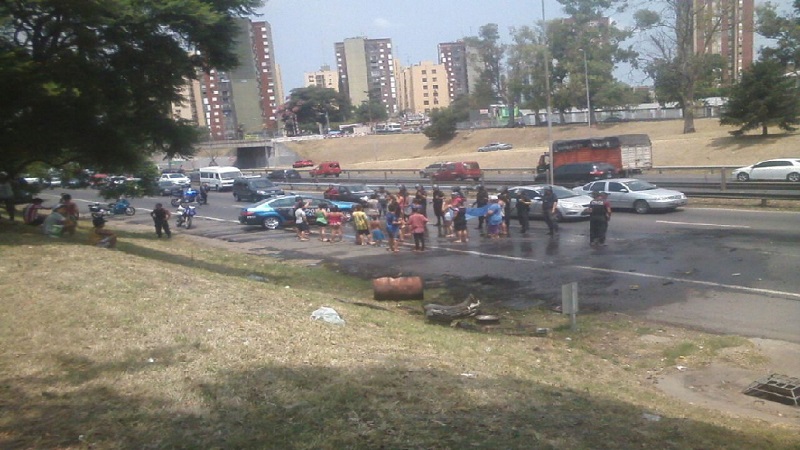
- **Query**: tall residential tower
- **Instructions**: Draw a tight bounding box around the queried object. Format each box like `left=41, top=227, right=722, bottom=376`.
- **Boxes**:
left=335, top=37, right=397, bottom=115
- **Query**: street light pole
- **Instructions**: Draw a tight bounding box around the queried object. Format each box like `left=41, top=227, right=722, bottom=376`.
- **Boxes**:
left=542, top=0, right=554, bottom=185
left=581, top=49, right=591, bottom=128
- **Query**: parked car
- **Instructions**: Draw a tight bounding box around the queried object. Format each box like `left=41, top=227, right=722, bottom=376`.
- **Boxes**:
left=323, top=184, right=374, bottom=205
left=507, top=185, right=592, bottom=221
left=419, top=162, right=448, bottom=178
left=231, top=176, right=285, bottom=202
left=159, top=172, right=191, bottom=188
left=238, top=195, right=355, bottom=230
left=535, top=162, right=616, bottom=185
left=573, top=178, right=687, bottom=214
left=63, top=178, right=90, bottom=189
left=157, top=180, right=182, bottom=196
left=309, top=161, right=342, bottom=178
left=267, top=169, right=302, bottom=182
left=731, top=158, right=800, bottom=182
left=478, top=142, right=513, bottom=152
left=430, top=161, right=483, bottom=182
left=292, top=160, right=314, bottom=168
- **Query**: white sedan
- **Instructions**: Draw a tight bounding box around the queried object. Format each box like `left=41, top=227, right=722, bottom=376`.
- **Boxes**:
left=731, top=158, right=800, bottom=182
left=573, top=178, right=687, bottom=214
left=159, top=172, right=191, bottom=187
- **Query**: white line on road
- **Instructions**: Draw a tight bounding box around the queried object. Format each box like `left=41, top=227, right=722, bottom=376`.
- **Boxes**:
left=655, top=220, right=751, bottom=229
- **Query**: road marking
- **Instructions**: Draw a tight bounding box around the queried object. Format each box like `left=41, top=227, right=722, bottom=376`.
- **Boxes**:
left=656, top=220, right=751, bottom=229
left=428, top=244, right=800, bottom=301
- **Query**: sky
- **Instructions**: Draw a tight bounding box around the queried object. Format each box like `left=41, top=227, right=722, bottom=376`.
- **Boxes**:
left=253, top=0, right=792, bottom=95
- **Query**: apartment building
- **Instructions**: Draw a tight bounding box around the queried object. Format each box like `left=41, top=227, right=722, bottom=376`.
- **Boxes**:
left=335, top=37, right=397, bottom=115
left=694, top=0, right=754, bottom=83
left=397, top=61, right=450, bottom=115
left=304, top=65, right=339, bottom=91
left=438, top=41, right=481, bottom=103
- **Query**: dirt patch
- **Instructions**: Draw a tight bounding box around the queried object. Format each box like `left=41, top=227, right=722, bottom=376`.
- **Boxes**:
left=657, top=338, right=800, bottom=425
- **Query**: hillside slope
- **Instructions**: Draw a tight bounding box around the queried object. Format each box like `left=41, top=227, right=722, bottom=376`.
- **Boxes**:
left=283, top=118, right=800, bottom=169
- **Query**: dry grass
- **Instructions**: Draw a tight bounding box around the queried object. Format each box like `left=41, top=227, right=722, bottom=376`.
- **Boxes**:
left=0, top=222, right=798, bottom=449
left=285, top=118, right=800, bottom=170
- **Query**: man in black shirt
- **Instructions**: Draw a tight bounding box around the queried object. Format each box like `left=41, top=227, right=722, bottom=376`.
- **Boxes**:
left=541, top=186, right=559, bottom=235
left=516, top=192, right=532, bottom=234
left=475, top=185, right=489, bottom=231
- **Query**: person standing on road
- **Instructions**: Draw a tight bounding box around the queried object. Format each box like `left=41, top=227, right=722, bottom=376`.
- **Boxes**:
left=385, top=204, right=402, bottom=253
left=452, top=199, right=469, bottom=243
left=498, top=187, right=511, bottom=236
left=327, top=205, right=344, bottom=243
left=541, top=186, right=559, bottom=235
left=586, top=191, right=612, bottom=246
left=516, top=192, right=532, bottom=234
left=414, top=184, right=428, bottom=217
left=407, top=205, right=429, bottom=252
left=485, top=195, right=503, bottom=239
left=294, top=201, right=310, bottom=241
left=475, top=185, right=489, bottom=232
left=151, top=203, right=172, bottom=238
left=352, top=205, right=371, bottom=245
left=199, top=182, right=210, bottom=205
left=432, top=185, right=445, bottom=226
left=377, top=186, right=388, bottom=217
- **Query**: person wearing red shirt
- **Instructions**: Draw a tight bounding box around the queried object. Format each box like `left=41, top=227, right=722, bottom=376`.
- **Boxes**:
left=406, top=205, right=429, bottom=252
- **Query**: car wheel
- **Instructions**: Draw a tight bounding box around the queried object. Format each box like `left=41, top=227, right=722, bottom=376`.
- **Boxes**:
left=634, top=200, right=650, bottom=214
left=234, top=194, right=241, bottom=202
left=787, top=172, right=800, bottom=182
left=261, top=217, right=280, bottom=230
left=125, top=206, right=136, bottom=216
left=736, top=172, right=750, bottom=181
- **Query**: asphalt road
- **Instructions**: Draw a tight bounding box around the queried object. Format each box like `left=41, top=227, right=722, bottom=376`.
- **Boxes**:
left=46, top=188, right=800, bottom=344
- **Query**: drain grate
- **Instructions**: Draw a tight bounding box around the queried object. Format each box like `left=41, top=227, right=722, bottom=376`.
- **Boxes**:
left=743, top=373, right=800, bottom=407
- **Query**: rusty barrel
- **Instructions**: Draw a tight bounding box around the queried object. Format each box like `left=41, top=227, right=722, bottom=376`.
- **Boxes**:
left=373, top=276, right=424, bottom=301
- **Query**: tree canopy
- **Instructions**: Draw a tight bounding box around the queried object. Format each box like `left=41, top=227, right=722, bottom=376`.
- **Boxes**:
left=275, top=86, right=351, bottom=136
left=0, top=0, right=260, bottom=177
left=719, top=60, right=800, bottom=136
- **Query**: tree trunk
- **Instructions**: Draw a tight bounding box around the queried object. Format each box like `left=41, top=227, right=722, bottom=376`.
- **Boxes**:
left=762, top=124, right=768, bottom=136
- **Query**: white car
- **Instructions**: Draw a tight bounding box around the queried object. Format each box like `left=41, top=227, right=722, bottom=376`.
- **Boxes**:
left=573, top=178, right=687, bottom=214
left=507, top=185, right=592, bottom=221
left=159, top=172, right=191, bottom=187
left=478, top=142, right=513, bottom=152
left=731, top=158, right=800, bottom=182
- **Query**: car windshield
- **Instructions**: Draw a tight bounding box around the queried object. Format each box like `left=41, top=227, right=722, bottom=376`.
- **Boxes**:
left=220, top=172, right=240, bottom=180
left=251, top=180, right=276, bottom=188
left=625, top=180, right=657, bottom=191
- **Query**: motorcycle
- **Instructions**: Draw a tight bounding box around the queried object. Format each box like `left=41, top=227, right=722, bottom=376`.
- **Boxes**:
left=89, top=198, right=135, bottom=218
left=175, top=204, right=197, bottom=229
left=171, top=187, right=199, bottom=207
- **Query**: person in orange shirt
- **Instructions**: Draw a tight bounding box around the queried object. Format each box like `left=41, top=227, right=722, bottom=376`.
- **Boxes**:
left=406, top=205, right=429, bottom=252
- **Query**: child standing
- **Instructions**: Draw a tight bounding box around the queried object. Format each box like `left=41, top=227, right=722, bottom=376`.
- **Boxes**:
left=369, top=214, right=385, bottom=247
left=351, top=205, right=371, bottom=245
left=406, top=205, right=429, bottom=252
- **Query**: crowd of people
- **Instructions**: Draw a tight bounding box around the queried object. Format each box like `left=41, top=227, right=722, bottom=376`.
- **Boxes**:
left=291, top=183, right=614, bottom=252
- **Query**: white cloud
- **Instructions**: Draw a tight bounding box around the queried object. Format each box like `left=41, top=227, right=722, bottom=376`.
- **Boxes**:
left=373, top=18, right=393, bottom=28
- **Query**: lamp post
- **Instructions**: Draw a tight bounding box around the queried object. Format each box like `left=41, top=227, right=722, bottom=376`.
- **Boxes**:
left=542, top=0, right=554, bottom=185
left=581, top=48, right=591, bottom=128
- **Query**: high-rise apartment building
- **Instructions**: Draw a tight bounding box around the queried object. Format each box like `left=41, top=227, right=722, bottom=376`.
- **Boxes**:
left=438, top=41, right=481, bottom=103
left=335, top=37, right=397, bottom=115
left=193, top=19, right=281, bottom=141
left=304, top=65, right=339, bottom=91
left=693, top=0, right=754, bottom=83
left=397, top=61, right=451, bottom=115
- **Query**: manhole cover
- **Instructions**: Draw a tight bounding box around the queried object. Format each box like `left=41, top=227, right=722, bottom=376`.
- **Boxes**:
left=743, top=373, right=800, bottom=407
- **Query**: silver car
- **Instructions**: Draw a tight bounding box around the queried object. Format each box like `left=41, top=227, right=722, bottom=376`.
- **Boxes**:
left=573, top=178, right=687, bottom=214
left=731, top=158, right=800, bottom=182
left=507, top=185, right=592, bottom=221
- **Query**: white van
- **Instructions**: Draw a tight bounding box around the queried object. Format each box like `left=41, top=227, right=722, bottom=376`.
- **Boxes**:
left=199, top=166, right=242, bottom=191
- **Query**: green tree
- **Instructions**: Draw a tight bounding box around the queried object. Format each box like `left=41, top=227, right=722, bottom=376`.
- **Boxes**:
left=756, top=1, right=800, bottom=68
left=635, top=0, right=733, bottom=133
left=353, top=101, right=388, bottom=125
left=720, top=60, right=800, bottom=136
left=275, top=86, right=350, bottom=135
left=0, top=0, right=260, bottom=178
left=423, top=108, right=459, bottom=143
left=507, top=25, right=549, bottom=125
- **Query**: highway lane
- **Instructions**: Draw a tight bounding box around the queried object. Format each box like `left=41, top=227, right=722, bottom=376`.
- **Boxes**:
left=46, top=188, right=800, bottom=343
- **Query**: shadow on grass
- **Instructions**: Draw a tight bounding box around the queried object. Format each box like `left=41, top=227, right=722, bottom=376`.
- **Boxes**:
left=0, top=350, right=786, bottom=449
left=707, top=132, right=794, bottom=151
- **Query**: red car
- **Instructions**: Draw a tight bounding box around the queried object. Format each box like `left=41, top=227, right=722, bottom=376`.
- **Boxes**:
left=292, top=160, right=314, bottom=168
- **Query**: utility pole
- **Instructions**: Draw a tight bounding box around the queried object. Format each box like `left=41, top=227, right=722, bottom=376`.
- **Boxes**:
left=542, top=0, right=554, bottom=185
left=581, top=49, right=591, bottom=128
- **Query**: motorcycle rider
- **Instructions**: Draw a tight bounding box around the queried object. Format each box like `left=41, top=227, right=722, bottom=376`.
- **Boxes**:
left=199, top=182, right=210, bottom=205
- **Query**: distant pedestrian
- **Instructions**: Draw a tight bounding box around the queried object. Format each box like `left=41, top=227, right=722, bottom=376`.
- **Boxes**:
left=485, top=195, right=503, bottom=239
left=327, top=205, right=345, bottom=242
left=516, top=192, right=532, bottom=234
left=369, top=214, right=385, bottom=247
left=199, top=182, right=210, bottom=204
left=407, top=205, right=429, bottom=252
left=295, top=201, right=310, bottom=241
left=352, top=205, right=370, bottom=245
left=432, top=185, right=445, bottom=226
left=316, top=203, right=330, bottom=242
left=377, top=186, right=388, bottom=217
left=151, top=203, right=172, bottom=238
left=586, top=191, right=612, bottom=246
left=414, top=184, right=428, bottom=217
left=385, top=204, right=402, bottom=253
left=453, top=201, right=469, bottom=243
left=499, top=187, right=512, bottom=236
left=542, top=186, right=559, bottom=235
left=475, top=185, right=489, bottom=231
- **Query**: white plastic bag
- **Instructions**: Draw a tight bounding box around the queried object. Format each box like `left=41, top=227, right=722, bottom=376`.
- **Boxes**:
left=311, top=307, right=345, bottom=326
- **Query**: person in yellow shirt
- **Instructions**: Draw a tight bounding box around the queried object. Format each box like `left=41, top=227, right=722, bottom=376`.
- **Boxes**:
left=88, top=216, right=117, bottom=249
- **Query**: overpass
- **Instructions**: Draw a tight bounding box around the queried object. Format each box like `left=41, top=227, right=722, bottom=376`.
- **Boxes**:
left=189, top=136, right=323, bottom=169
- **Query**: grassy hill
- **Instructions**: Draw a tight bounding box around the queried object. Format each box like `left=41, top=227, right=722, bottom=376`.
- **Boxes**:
left=283, top=118, right=800, bottom=170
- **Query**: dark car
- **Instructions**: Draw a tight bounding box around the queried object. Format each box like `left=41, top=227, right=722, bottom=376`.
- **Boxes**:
left=323, top=184, right=374, bottom=206
left=232, top=177, right=285, bottom=202
left=238, top=195, right=356, bottom=230
left=157, top=179, right=181, bottom=196
left=534, top=162, right=616, bottom=186
left=267, top=169, right=302, bottom=182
